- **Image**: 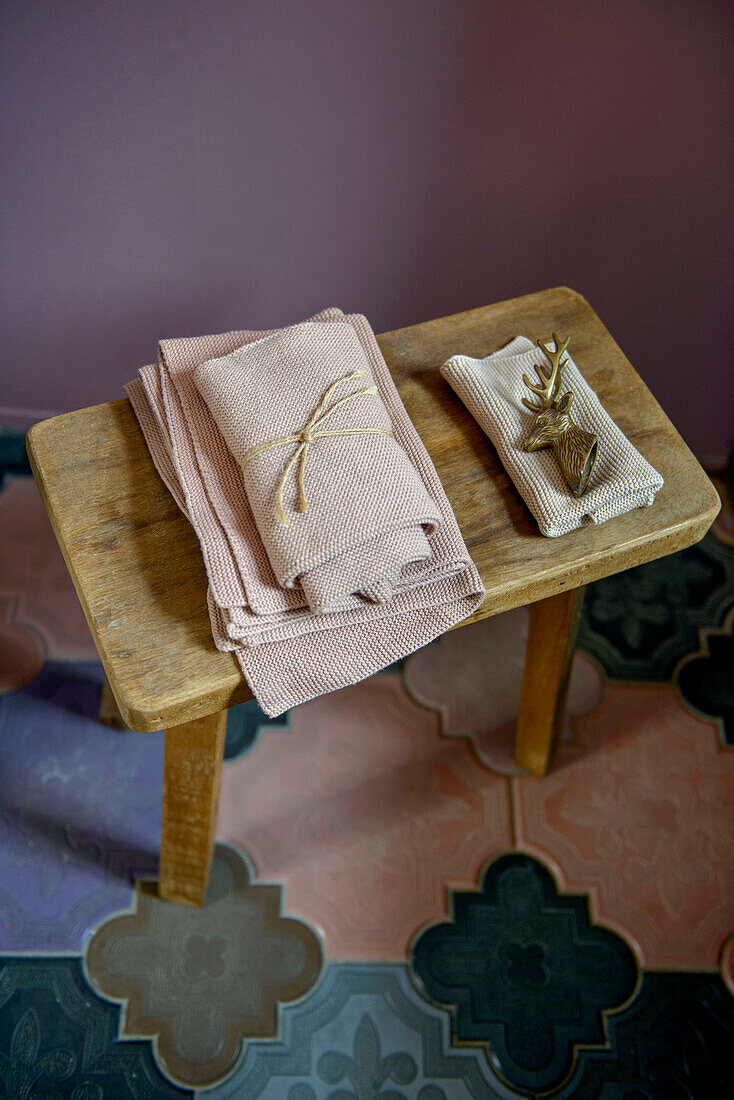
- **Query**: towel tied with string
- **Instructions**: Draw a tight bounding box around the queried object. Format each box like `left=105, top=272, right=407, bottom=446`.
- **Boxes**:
left=125, top=309, right=484, bottom=716
left=193, top=319, right=445, bottom=610
left=239, top=369, right=393, bottom=528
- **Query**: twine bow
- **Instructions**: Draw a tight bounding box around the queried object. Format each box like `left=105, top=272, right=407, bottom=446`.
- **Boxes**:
left=240, top=370, right=392, bottom=526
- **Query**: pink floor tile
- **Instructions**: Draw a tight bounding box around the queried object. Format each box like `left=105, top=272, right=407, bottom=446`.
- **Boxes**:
left=514, top=681, right=734, bottom=970
left=404, top=609, right=603, bottom=775
left=0, top=477, right=97, bottom=664
left=0, top=594, right=44, bottom=692
left=217, top=673, right=512, bottom=960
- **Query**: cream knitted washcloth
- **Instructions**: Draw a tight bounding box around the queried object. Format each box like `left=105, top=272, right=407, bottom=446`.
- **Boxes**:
left=441, top=336, right=664, bottom=537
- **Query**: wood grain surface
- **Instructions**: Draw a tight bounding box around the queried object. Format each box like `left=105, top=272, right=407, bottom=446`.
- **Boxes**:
left=515, top=586, right=585, bottom=776
left=158, top=710, right=226, bottom=906
left=98, top=676, right=127, bottom=730
left=27, top=287, right=720, bottom=732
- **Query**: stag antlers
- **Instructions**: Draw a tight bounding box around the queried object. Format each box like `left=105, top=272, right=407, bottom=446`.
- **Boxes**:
left=521, top=333, right=599, bottom=497
left=522, top=333, right=571, bottom=412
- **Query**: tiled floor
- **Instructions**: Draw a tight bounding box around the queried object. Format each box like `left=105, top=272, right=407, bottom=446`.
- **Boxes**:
left=1, top=430, right=733, bottom=1098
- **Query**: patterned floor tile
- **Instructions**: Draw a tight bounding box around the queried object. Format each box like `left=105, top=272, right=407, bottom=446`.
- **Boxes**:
left=553, top=972, right=734, bottom=1099
left=411, top=853, right=638, bottom=1095
left=217, top=674, right=512, bottom=960
left=578, top=535, right=734, bottom=680
left=514, top=681, right=734, bottom=970
left=0, top=431, right=32, bottom=488
left=85, top=842, right=323, bottom=1089
left=201, top=963, right=513, bottom=1100
left=224, top=698, right=291, bottom=761
left=3, top=424, right=731, bottom=1096
left=0, top=957, right=190, bottom=1098
left=0, top=662, right=161, bottom=952
left=677, top=607, right=734, bottom=748
left=0, top=593, right=44, bottom=693
left=404, top=610, right=602, bottom=775
left=0, top=476, right=98, bottom=669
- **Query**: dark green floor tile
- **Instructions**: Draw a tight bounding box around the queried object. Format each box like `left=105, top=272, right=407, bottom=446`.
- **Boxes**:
left=0, top=958, right=190, bottom=1098
left=411, top=854, right=638, bottom=1094
left=579, top=536, right=734, bottom=680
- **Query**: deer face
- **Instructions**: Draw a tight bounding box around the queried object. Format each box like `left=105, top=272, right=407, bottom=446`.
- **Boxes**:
left=524, top=392, right=572, bottom=452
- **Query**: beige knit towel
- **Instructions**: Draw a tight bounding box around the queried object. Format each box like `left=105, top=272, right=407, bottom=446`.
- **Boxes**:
left=441, top=336, right=664, bottom=537
left=193, top=319, right=442, bottom=611
left=126, top=310, right=484, bottom=716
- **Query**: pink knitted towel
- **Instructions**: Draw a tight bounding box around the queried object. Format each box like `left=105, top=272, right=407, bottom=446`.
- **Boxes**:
left=126, top=309, right=484, bottom=716
left=194, top=319, right=442, bottom=610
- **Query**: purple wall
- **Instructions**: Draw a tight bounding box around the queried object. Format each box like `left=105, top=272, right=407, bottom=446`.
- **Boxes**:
left=2, top=0, right=733, bottom=459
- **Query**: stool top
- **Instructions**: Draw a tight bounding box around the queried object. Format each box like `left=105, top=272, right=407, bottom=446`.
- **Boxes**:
left=27, top=287, right=719, bottom=731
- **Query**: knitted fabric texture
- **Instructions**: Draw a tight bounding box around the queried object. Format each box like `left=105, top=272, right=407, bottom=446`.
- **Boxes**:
left=126, top=310, right=484, bottom=716
left=440, top=336, right=664, bottom=537
left=193, top=320, right=442, bottom=606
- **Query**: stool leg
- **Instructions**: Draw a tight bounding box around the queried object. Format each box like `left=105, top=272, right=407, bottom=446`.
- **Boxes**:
left=515, top=586, right=585, bottom=777
left=158, top=710, right=227, bottom=906
left=98, top=676, right=127, bottom=730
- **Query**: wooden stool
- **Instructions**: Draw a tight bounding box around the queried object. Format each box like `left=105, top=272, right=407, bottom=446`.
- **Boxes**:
left=27, top=287, right=719, bottom=906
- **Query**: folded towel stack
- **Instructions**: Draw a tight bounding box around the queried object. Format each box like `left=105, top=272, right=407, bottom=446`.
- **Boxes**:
left=441, top=336, right=664, bottom=537
left=126, top=309, right=484, bottom=716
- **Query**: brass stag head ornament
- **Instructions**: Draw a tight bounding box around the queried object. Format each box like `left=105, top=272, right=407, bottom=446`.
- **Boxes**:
left=522, top=334, right=598, bottom=497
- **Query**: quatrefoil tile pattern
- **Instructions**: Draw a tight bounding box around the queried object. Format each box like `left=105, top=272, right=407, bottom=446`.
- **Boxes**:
left=552, top=972, right=734, bottom=1098
left=514, top=682, right=734, bottom=970
left=404, top=608, right=602, bottom=775
left=578, top=534, right=734, bottom=681
left=2, top=431, right=733, bottom=1097
left=217, top=674, right=512, bottom=960
left=677, top=608, right=734, bottom=748
left=84, top=844, right=323, bottom=1088
left=0, top=957, right=185, bottom=1098
left=201, top=964, right=507, bottom=1099
left=411, top=853, right=638, bottom=1093
left=223, top=697, right=292, bottom=761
